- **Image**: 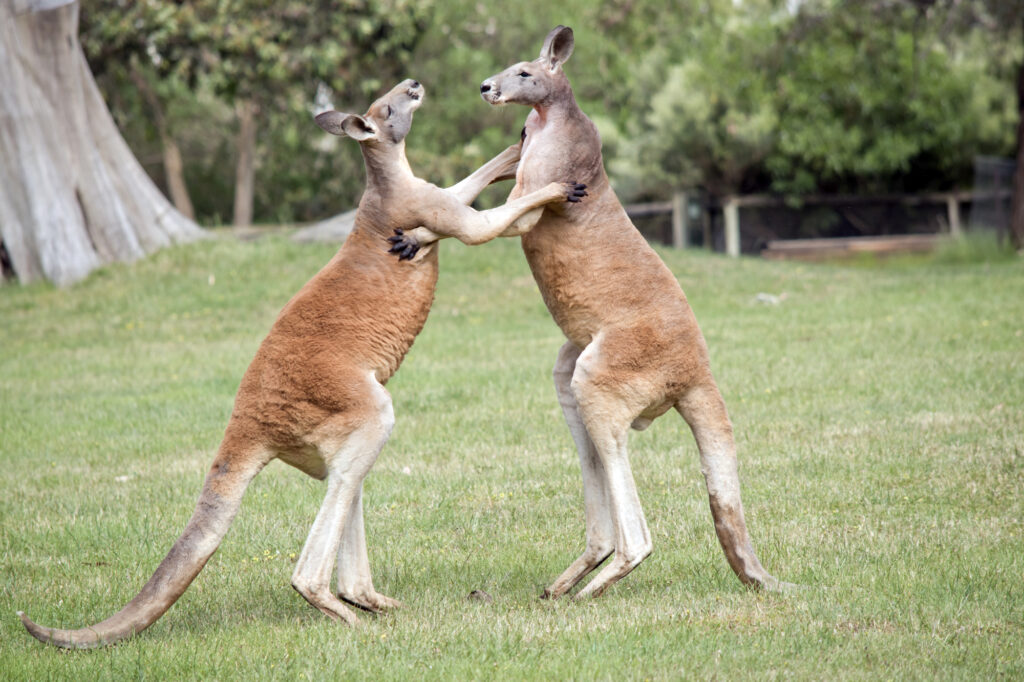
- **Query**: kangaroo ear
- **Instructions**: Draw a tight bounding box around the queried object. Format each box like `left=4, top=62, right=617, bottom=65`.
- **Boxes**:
left=315, top=111, right=378, bottom=141
left=539, top=25, right=574, bottom=72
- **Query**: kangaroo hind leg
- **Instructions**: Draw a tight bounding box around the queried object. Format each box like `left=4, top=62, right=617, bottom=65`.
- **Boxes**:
left=568, top=344, right=653, bottom=600
left=291, top=382, right=395, bottom=624
left=336, top=483, right=403, bottom=612
left=542, top=341, right=615, bottom=600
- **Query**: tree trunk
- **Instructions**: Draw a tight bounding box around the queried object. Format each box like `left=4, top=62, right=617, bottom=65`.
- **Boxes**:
left=0, top=0, right=203, bottom=286
left=128, top=63, right=196, bottom=221
left=1011, top=23, right=1024, bottom=251
left=232, top=99, right=259, bottom=227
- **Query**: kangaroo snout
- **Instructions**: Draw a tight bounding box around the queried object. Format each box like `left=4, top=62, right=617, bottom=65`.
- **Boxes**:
left=479, top=80, right=501, bottom=104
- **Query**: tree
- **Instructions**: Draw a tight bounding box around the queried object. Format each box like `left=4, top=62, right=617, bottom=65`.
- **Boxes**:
left=767, top=1, right=1009, bottom=196
left=78, top=5, right=202, bottom=220
left=77, top=1, right=429, bottom=227
left=0, top=0, right=202, bottom=286
left=598, top=0, right=1015, bottom=215
left=603, top=0, right=784, bottom=202
left=923, top=0, right=1024, bottom=249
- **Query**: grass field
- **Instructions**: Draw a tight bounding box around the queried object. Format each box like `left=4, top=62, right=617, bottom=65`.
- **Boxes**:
left=1, top=233, right=1021, bottom=680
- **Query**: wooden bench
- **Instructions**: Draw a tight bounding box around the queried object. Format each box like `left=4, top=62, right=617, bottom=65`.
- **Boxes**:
left=761, top=234, right=944, bottom=261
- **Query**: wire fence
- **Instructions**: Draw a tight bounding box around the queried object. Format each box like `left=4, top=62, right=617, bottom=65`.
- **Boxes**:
left=626, top=156, right=1015, bottom=256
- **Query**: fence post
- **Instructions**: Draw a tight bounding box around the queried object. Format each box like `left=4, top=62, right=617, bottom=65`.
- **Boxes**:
left=724, top=197, right=740, bottom=257
left=946, top=195, right=962, bottom=238
left=671, top=191, right=688, bottom=249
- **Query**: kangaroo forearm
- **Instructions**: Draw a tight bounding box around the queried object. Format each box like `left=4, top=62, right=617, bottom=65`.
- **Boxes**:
left=444, top=185, right=559, bottom=245
left=403, top=194, right=541, bottom=249
left=498, top=207, right=545, bottom=237
left=446, top=145, right=520, bottom=205
left=410, top=150, right=518, bottom=246
left=404, top=226, right=444, bottom=246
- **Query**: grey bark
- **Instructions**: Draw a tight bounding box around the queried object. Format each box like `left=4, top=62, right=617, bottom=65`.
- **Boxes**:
left=232, top=99, right=259, bottom=227
left=0, top=0, right=202, bottom=286
left=128, top=63, right=196, bottom=221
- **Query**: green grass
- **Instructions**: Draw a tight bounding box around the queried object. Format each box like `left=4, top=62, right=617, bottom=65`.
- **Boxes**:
left=1, top=233, right=1022, bottom=680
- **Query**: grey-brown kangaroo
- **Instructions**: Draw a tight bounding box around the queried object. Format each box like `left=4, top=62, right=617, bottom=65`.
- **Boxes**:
left=18, top=79, right=584, bottom=649
left=475, top=27, right=788, bottom=598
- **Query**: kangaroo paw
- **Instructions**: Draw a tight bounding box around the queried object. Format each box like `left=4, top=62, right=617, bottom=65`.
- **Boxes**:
left=565, top=182, right=587, bottom=203
left=387, top=229, right=420, bottom=260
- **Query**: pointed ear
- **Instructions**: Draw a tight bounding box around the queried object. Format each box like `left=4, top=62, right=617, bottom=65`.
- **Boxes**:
left=539, top=25, right=574, bottom=72
left=315, top=111, right=350, bottom=136
left=315, top=111, right=378, bottom=141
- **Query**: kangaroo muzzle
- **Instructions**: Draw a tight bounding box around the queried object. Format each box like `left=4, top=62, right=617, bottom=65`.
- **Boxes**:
left=479, top=80, right=502, bottom=105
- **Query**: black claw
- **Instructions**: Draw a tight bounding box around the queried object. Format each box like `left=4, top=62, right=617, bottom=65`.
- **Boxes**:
left=388, top=241, right=405, bottom=253
left=563, top=181, right=587, bottom=202
left=400, top=244, right=417, bottom=260
left=393, top=228, right=404, bottom=236
left=565, top=181, right=587, bottom=203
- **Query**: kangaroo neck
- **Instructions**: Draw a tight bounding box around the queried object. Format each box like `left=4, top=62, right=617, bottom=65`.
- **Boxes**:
left=533, top=85, right=582, bottom=126
left=360, top=140, right=415, bottom=194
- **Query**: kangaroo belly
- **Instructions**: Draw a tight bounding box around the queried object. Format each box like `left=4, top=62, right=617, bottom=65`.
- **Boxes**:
left=521, top=223, right=599, bottom=347
left=521, top=198, right=688, bottom=343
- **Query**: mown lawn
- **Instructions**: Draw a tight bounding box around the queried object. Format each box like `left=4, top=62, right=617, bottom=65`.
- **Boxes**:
left=1, top=233, right=1021, bottom=680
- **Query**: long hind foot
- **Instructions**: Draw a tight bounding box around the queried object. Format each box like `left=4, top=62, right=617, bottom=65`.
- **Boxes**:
left=571, top=542, right=652, bottom=601
left=292, top=581, right=361, bottom=625
left=339, top=588, right=403, bottom=613
left=541, top=545, right=612, bottom=600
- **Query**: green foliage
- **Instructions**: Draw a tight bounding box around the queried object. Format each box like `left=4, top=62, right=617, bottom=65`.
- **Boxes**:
left=83, top=1, right=431, bottom=103
left=766, top=1, right=1017, bottom=195
left=612, top=4, right=783, bottom=199
left=80, top=0, right=1021, bottom=221
left=81, top=0, right=432, bottom=222
left=608, top=0, right=1019, bottom=200
left=2, top=236, right=1022, bottom=678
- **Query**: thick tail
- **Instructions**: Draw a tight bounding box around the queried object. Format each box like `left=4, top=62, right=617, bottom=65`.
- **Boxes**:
left=18, top=445, right=268, bottom=649
left=677, top=384, right=784, bottom=591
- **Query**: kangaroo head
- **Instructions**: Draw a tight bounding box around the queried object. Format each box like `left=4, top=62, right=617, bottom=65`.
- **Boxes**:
left=316, top=79, right=424, bottom=145
left=480, top=25, right=574, bottom=108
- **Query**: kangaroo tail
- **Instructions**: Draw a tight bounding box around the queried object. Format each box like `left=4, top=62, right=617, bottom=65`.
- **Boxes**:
left=18, top=444, right=269, bottom=649
left=676, top=384, right=779, bottom=589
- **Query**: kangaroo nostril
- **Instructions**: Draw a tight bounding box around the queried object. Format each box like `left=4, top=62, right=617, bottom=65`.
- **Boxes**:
left=480, top=83, right=491, bottom=93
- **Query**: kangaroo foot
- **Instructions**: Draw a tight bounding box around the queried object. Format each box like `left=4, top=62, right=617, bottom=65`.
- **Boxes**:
left=571, top=548, right=650, bottom=601
left=339, top=589, right=403, bottom=613
left=541, top=548, right=612, bottom=600
left=293, top=583, right=361, bottom=625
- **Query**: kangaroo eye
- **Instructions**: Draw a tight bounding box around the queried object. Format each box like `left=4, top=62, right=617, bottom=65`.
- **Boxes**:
left=384, top=105, right=393, bottom=118
left=519, top=71, right=530, bottom=78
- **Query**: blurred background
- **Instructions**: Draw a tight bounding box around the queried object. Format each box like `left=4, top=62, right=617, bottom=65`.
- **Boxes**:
left=2, top=0, right=1022, bottom=284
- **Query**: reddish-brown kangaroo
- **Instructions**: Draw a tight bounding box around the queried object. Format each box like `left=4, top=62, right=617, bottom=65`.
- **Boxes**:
left=477, top=27, right=789, bottom=598
left=17, top=79, right=585, bottom=649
